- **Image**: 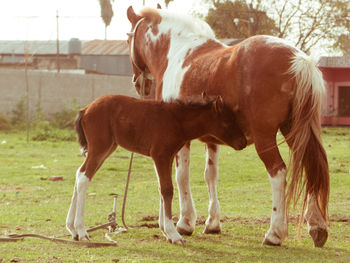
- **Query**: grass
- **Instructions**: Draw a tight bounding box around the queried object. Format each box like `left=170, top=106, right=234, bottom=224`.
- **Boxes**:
left=0, top=127, right=349, bottom=262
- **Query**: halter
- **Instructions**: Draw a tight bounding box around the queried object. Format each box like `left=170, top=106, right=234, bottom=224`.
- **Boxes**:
left=127, top=18, right=154, bottom=96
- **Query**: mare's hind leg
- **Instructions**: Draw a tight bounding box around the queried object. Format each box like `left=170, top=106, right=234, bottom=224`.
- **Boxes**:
left=175, top=143, right=197, bottom=235
left=280, top=124, right=328, bottom=247
left=254, top=134, right=288, bottom=246
left=203, top=143, right=221, bottom=234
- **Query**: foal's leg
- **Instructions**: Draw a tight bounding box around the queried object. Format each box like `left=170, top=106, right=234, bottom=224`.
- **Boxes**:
left=175, top=143, right=197, bottom=235
left=66, top=166, right=82, bottom=240
left=73, top=166, right=91, bottom=240
left=67, top=144, right=116, bottom=240
left=254, top=135, right=288, bottom=246
left=203, top=143, right=221, bottom=234
left=155, top=156, right=184, bottom=244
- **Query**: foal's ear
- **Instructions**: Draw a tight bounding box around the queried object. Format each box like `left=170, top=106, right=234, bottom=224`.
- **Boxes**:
left=127, top=6, right=142, bottom=24
left=201, top=91, right=209, bottom=102
left=157, top=3, right=162, bottom=9
left=213, top=96, right=224, bottom=112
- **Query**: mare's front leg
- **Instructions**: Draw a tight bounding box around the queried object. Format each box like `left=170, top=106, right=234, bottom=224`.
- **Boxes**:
left=175, top=143, right=197, bottom=235
left=66, top=166, right=90, bottom=241
left=203, top=143, right=221, bottom=234
left=154, top=156, right=184, bottom=244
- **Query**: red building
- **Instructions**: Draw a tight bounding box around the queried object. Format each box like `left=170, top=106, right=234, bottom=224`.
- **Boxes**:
left=319, top=56, right=350, bottom=126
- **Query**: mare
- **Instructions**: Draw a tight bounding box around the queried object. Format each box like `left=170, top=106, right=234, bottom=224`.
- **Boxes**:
left=66, top=94, right=247, bottom=244
left=126, top=6, right=330, bottom=247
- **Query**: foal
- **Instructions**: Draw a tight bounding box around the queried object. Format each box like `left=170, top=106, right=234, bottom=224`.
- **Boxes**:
left=66, top=94, right=246, bottom=244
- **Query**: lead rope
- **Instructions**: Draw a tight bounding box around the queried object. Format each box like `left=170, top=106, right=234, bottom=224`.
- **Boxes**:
left=121, top=152, right=134, bottom=229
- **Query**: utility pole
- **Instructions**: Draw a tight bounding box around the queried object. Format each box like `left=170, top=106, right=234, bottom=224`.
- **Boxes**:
left=24, top=42, right=30, bottom=143
left=56, top=9, right=60, bottom=73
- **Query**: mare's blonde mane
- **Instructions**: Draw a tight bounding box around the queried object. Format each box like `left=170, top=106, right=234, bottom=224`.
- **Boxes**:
left=139, top=8, right=216, bottom=39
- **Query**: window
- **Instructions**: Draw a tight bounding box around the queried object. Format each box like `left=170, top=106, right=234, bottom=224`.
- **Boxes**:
left=338, top=86, right=350, bottom=116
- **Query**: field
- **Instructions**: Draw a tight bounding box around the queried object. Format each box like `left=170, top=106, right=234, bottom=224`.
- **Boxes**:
left=0, top=127, right=349, bottom=262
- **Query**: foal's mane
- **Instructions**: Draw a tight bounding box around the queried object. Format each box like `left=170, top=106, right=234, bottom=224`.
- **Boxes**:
left=139, top=8, right=216, bottom=40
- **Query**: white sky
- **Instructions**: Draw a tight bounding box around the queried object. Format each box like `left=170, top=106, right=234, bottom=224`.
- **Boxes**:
left=0, top=0, right=208, bottom=41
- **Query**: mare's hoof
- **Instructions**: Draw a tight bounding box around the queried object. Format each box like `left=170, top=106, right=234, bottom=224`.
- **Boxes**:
left=203, top=226, right=221, bottom=234
left=262, top=238, right=281, bottom=246
left=176, top=226, right=193, bottom=236
left=73, top=235, right=79, bottom=241
left=310, top=228, right=328, bottom=248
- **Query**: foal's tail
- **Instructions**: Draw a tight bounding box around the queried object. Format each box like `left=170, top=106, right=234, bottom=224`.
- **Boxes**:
left=285, top=52, right=329, bottom=224
left=74, top=108, right=88, bottom=156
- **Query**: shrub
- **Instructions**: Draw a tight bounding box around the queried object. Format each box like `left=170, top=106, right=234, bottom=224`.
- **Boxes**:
left=50, top=99, right=81, bottom=129
left=11, top=96, right=27, bottom=128
left=0, top=113, right=12, bottom=131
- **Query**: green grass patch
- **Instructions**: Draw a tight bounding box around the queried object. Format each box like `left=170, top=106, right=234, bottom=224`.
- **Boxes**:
left=0, top=127, right=349, bottom=262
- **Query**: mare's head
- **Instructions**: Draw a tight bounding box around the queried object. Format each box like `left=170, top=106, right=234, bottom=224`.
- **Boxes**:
left=208, top=96, right=247, bottom=151
left=127, top=6, right=158, bottom=97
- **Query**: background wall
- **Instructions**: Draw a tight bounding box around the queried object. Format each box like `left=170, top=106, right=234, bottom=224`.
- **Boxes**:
left=0, top=69, right=138, bottom=118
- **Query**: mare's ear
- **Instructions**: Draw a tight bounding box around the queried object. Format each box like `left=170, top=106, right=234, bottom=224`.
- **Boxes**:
left=213, top=96, right=224, bottom=112
left=157, top=3, right=162, bottom=9
left=127, top=6, right=142, bottom=24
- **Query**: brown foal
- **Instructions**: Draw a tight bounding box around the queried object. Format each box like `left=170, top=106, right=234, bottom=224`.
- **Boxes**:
left=66, top=94, right=246, bottom=244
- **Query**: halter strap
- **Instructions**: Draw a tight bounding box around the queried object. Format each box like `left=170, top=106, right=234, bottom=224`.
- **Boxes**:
left=129, top=18, right=154, bottom=81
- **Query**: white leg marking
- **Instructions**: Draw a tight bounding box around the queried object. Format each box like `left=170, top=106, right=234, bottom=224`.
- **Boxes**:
left=305, top=194, right=327, bottom=231
left=66, top=182, right=78, bottom=239
left=203, top=144, right=221, bottom=234
left=159, top=197, right=165, bottom=233
left=175, top=144, right=197, bottom=235
left=164, top=213, right=184, bottom=244
left=264, top=168, right=288, bottom=245
left=74, top=169, right=90, bottom=240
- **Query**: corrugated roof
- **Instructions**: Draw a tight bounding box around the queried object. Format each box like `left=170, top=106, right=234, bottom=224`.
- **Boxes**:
left=0, top=40, right=129, bottom=56
left=319, top=56, right=350, bottom=68
left=82, top=40, right=129, bottom=55
left=0, top=40, right=70, bottom=55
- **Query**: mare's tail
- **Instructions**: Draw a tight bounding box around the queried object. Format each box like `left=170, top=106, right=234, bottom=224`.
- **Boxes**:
left=74, top=108, right=88, bottom=156
left=285, top=52, right=329, bottom=224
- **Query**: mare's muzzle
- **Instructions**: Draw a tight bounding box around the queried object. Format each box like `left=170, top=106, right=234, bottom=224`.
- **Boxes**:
left=132, top=72, right=154, bottom=97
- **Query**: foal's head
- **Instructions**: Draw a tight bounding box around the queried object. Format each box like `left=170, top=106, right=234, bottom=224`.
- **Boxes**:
left=209, top=96, right=247, bottom=150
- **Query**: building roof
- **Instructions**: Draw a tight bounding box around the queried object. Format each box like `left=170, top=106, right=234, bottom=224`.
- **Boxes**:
left=0, top=40, right=128, bottom=56
left=0, top=40, right=71, bottom=55
left=83, top=40, right=129, bottom=55
left=319, top=56, right=350, bottom=68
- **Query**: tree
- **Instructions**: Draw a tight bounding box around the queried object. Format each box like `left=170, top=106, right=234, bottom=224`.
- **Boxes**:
left=98, top=0, right=114, bottom=40
left=205, top=0, right=279, bottom=39
left=264, top=0, right=350, bottom=54
left=164, top=0, right=174, bottom=8
left=205, top=0, right=350, bottom=54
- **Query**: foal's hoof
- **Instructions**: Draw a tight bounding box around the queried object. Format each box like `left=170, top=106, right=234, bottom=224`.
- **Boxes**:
left=169, top=238, right=185, bottom=245
left=79, top=235, right=90, bottom=241
left=310, top=227, right=328, bottom=248
left=262, top=237, right=281, bottom=246
left=73, top=235, right=79, bottom=241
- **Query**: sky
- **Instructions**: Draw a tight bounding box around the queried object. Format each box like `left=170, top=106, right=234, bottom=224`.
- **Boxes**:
left=0, top=0, right=208, bottom=41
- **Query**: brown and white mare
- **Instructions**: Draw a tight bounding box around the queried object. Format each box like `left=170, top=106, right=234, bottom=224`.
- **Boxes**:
left=126, top=7, right=330, bottom=247
left=66, top=94, right=247, bottom=244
